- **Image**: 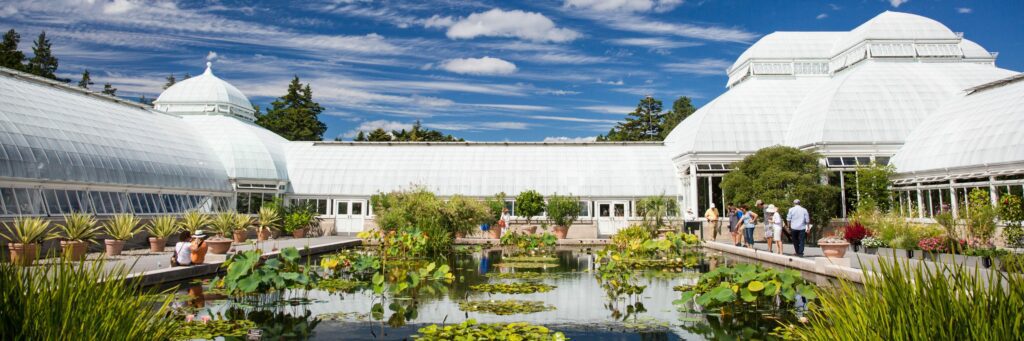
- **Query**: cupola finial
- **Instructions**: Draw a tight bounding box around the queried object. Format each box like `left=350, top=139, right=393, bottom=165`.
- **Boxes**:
left=204, top=61, right=213, bottom=75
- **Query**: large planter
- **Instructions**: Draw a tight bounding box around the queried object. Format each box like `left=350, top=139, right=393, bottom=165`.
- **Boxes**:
left=233, top=230, right=248, bottom=243
left=61, top=240, right=88, bottom=261
left=148, top=237, right=167, bottom=252
left=207, top=239, right=233, bottom=254
left=257, top=229, right=272, bottom=241
left=553, top=226, right=569, bottom=239
left=819, top=242, right=850, bottom=259
left=8, top=243, right=38, bottom=266
left=922, top=251, right=939, bottom=261
left=292, top=228, right=307, bottom=239
left=488, top=226, right=503, bottom=239
left=524, top=226, right=538, bottom=234
left=863, top=246, right=878, bottom=255
left=105, top=239, right=126, bottom=257
left=877, top=247, right=897, bottom=258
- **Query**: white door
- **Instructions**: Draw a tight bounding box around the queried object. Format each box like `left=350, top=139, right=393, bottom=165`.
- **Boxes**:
left=334, top=200, right=366, bottom=234
left=596, top=201, right=629, bottom=236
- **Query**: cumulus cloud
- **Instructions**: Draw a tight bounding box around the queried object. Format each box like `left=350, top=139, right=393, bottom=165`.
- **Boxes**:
left=662, top=58, right=732, bottom=75
left=564, top=0, right=683, bottom=13
left=596, top=78, right=624, bottom=86
left=889, top=0, right=908, bottom=8
left=543, top=136, right=598, bottom=143
left=446, top=9, right=581, bottom=43
left=956, top=7, right=972, bottom=14
left=205, top=51, right=218, bottom=61
left=424, top=14, right=455, bottom=28
left=439, top=56, right=517, bottom=75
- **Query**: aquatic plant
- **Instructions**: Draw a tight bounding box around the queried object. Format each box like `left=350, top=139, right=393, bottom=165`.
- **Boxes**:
left=674, top=263, right=816, bottom=311
left=610, top=225, right=653, bottom=248
left=785, top=257, right=1024, bottom=340
left=315, top=278, right=364, bottom=293
left=414, top=319, right=566, bottom=340
left=496, top=262, right=559, bottom=269
left=170, top=319, right=256, bottom=341
left=470, top=282, right=556, bottom=294
left=500, top=231, right=557, bottom=252
left=220, top=246, right=318, bottom=295
left=485, top=272, right=562, bottom=280
left=458, top=300, right=556, bottom=315
left=594, top=248, right=648, bottom=298
left=501, top=255, right=558, bottom=263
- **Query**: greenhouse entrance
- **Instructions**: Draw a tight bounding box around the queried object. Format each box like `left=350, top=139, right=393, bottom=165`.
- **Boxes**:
left=334, top=199, right=366, bottom=234
left=596, top=200, right=629, bottom=236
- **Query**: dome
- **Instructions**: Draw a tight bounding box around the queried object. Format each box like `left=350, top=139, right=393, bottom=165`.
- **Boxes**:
left=783, top=60, right=1015, bottom=149
left=892, top=74, right=1024, bottom=175
left=832, top=11, right=958, bottom=55
left=960, top=38, right=995, bottom=59
left=154, top=62, right=256, bottom=121
left=181, top=115, right=290, bottom=183
left=729, top=32, right=842, bottom=73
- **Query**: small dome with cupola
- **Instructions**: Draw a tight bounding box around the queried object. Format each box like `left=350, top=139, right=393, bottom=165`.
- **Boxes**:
left=154, top=62, right=256, bottom=121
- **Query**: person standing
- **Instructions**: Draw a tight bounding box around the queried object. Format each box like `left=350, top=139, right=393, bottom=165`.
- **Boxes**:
left=740, top=205, right=757, bottom=248
left=704, top=204, right=719, bottom=240
left=765, top=204, right=783, bottom=254
left=727, top=203, right=742, bottom=246
left=787, top=200, right=811, bottom=257
left=190, top=230, right=209, bottom=265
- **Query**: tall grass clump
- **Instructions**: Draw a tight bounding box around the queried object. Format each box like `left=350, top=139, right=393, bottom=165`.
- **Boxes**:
left=786, top=258, right=1024, bottom=340
left=0, top=256, right=176, bottom=340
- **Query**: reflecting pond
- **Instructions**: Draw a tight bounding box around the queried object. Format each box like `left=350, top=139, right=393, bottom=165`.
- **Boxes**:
left=168, top=247, right=801, bottom=340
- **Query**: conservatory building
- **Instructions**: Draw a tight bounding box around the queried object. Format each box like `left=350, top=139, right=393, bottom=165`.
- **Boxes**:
left=0, top=11, right=1021, bottom=236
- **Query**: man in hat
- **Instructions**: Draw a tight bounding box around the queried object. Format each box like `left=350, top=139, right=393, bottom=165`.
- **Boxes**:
left=786, top=199, right=811, bottom=257
left=704, top=203, right=720, bottom=240
left=190, top=230, right=209, bottom=265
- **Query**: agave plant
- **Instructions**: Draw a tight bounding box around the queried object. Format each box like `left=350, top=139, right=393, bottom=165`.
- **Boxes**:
left=2, top=217, right=58, bottom=244
left=257, top=206, right=280, bottom=233
left=103, top=214, right=141, bottom=241
left=232, top=212, right=252, bottom=232
left=144, top=215, right=180, bottom=239
left=56, top=212, right=101, bottom=243
left=210, top=212, right=236, bottom=239
left=178, top=211, right=210, bottom=234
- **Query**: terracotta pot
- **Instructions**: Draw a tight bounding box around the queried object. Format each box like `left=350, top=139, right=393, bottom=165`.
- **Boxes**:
left=553, top=226, right=569, bottom=239
left=525, top=226, right=538, bottom=234
left=819, top=242, right=849, bottom=259
left=455, top=231, right=466, bottom=239
left=488, top=226, right=503, bottom=239
left=61, top=240, right=88, bottom=261
left=233, top=230, right=248, bottom=243
left=257, top=229, right=272, bottom=241
left=292, top=228, right=307, bottom=238
left=105, top=239, right=125, bottom=257
left=148, top=237, right=167, bottom=252
left=207, top=239, right=233, bottom=254
left=8, top=243, right=38, bottom=266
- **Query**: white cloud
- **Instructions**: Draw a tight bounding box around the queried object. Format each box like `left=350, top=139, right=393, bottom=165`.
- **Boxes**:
left=543, top=136, right=598, bottom=143
left=580, top=105, right=634, bottom=114
left=816, top=13, right=828, bottom=20
left=529, top=53, right=608, bottom=64
left=0, top=4, right=18, bottom=17
left=564, top=0, right=683, bottom=13
left=526, top=115, right=619, bottom=124
left=103, top=0, right=137, bottom=14
left=889, top=0, right=908, bottom=8
left=537, top=89, right=580, bottom=96
left=956, top=7, right=972, bottom=14
left=343, top=120, right=413, bottom=138
left=472, top=103, right=552, bottom=111
left=205, top=51, right=218, bottom=61
left=424, top=14, right=455, bottom=28
left=426, top=121, right=530, bottom=131
left=608, top=37, right=702, bottom=49
left=662, top=58, right=732, bottom=75
left=596, top=78, right=624, bottom=86
left=446, top=9, right=581, bottom=43
left=440, top=56, right=518, bottom=75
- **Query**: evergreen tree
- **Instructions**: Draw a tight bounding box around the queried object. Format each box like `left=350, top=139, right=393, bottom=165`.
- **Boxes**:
left=659, top=96, right=696, bottom=139
left=27, top=31, right=58, bottom=79
left=255, top=75, right=327, bottom=141
left=164, top=74, right=176, bottom=89
left=138, top=95, right=154, bottom=105
left=101, top=83, right=116, bottom=96
left=390, top=120, right=463, bottom=142
left=597, top=96, right=664, bottom=141
left=367, top=128, right=392, bottom=141
left=0, top=29, right=25, bottom=71
left=182, top=72, right=191, bottom=80
left=354, top=131, right=367, bottom=141
left=77, top=69, right=93, bottom=89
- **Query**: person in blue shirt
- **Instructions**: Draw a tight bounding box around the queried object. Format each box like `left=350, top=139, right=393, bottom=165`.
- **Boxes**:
left=738, top=205, right=758, bottom=248
left=786, top=199, right=811, bottom=257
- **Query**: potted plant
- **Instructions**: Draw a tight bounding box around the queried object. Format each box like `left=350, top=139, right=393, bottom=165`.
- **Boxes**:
left=843, top=221, right=870, bottom=252
left=515, top=190, right=545, bottom=234
left=2, top=217, right=57, bottom=265
left=484, top=193, right=506, bottom=239
left=546, top=194, right=579, bottom=239
left=207, top=212, right=237, bottom=254
left=256, top=206, right=279, bottom=241
left=443, top=195, right=490, bottom=239
left=283, top=210, right=315, bottom=238
left=179, top=211, right=210, bottom=234
left=917, top=237, right=946, bottom=261
left=232, top=213, right=251, bottom=243
left=817, top=234, right=850, bottom=259
left=860, top=236, right=885, bottom=255
left=144, top=215, right=179, bottom=252
left=102, top=214, right=141, bottom=257
left=56, top=212, right=101, bottom=261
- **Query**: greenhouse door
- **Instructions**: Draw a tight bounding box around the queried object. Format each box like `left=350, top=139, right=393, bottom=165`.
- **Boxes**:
left=596, top=201, right=628, bottom=236
left=334, top=200, right=366, bottom=234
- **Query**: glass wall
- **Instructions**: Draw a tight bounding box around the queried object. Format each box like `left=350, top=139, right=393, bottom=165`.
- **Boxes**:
left=0, top=186, right=229, bottom=217
left=237, top=192, right=278, bottom=214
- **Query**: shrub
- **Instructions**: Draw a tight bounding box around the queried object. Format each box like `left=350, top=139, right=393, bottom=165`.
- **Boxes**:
left=546, top=194, right=580, bottom=228
left=442, top=195, right=490, bottom=236
left=144, top=215, right=180, bottom=239
left=964, top=188, right=997, bottom=245
left=917, top=237, right=946, bottom=252
left=482, top=192, right=507, bottom=225
left=178, top=211, right=210, bottom=234
left=637, top=194, right=678, bottom=230
left=611, top=225, right=652, bottom=249
left=102, top=214, right=141, bottom=241
left=842, top=221, right=870, bottom=245
left=998, top=194, right=1024, bottom=247
left=2, top=217, right=57, bottom=244
left=371, top=187, right=449, bottom=254
left=56, top=213, right=101, bottom=242
left=515, top=190, right=546, bottom=226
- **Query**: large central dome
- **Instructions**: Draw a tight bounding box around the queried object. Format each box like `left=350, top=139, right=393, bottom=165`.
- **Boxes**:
left=154, top=62, right=256, bottom=121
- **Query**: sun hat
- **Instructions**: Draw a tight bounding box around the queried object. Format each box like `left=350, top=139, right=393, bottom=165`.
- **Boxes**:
left=766, top=204, right=778, bottom=213
left=193, top=230, right=208, bottom=239
left=755, top=199, right=764, bottom=205
left=710, top=203, right=716, bottom=208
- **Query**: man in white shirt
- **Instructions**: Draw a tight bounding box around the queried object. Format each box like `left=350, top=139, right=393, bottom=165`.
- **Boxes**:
left=786, top=199, right=811, bottom=257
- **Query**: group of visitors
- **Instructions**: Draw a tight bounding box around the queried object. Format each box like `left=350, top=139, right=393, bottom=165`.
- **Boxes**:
left=704, top=199, right=812, bottom=257
left=172, top=230, right=209, bottom=267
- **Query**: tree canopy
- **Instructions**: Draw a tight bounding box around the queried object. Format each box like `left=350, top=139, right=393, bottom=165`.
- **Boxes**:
left=0, top=29, right=25, bottom=71
left=352, top=121, right=464, bottom=142
left=101, top=83, right=116, bottom=96
left=721, top=146, right=839, bottom=229
left=77, top=70, right=93, bottom=89
left=255, top=76, right=327, bottom=141
left=597, top=96, right=695, bottom=141
left=26, top=31, right=57, bottom=80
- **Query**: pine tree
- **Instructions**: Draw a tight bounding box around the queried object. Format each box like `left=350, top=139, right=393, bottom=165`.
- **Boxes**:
left=367, top=128, right=392, bottom=141
left=255, top=75, right=327, bottom=141
left=101, top=83, right=116, bottom=96
left=182, top=73, right=191, bottom=80
left=27, top=31, right=58, bottom=79
left=389, top=120, right=463, bottom=142
left=354, top=131, right=367, bottom=141
left=0, top=29, right=25, bottom=71
left=597, top=96, right=664, bottom=141
left=164, top=74, right=176, bottom=89
left=659, top=96, right=696, bottom=139
left=77, top=70, right=93, bottom=89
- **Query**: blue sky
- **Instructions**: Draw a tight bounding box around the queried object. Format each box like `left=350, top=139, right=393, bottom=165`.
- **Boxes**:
left=1, top=0, right=1021, bottom=141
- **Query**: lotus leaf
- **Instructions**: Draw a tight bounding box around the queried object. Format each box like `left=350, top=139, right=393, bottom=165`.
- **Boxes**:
left=458, top=300, right=556, bottom=315
left=470, top=282, right=556, bottom=294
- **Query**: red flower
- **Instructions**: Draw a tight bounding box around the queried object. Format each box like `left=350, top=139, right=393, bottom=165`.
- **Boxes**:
left=843, top=222, right=871, bottom=244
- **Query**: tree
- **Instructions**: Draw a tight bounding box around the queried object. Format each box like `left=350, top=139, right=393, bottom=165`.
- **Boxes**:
left=442, top=195, right=490, bottom=237
left=367, top=128, right=392, bottom=141
left=101, top=83, right=117, bottom=96
left=514, top=190, right=546, bottom=228
left=182, top=72, right=191, bottom=80
left=659, top=96, right=696, bottom=139
left=27, top=31, right=58, bottom=79
left=163, top=74, right=176, bottom=89
left=848, top=163, right=895, bottom=212
left=597, top=96, right=664, bottom=141
left=354, top=131, right=367, bottom=141
left=77, top=70, right=93, bottom=89
left=391, top=120, right=463, bottom=142
left=546, top=194, right=580, bottom=229
left=255, top=76, right=327, bottom=141
left=0, top=29, right=25, bottom=71
left=721, top=146, right=839, bottom=235
left=637, top=194, right=679, bottom=230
